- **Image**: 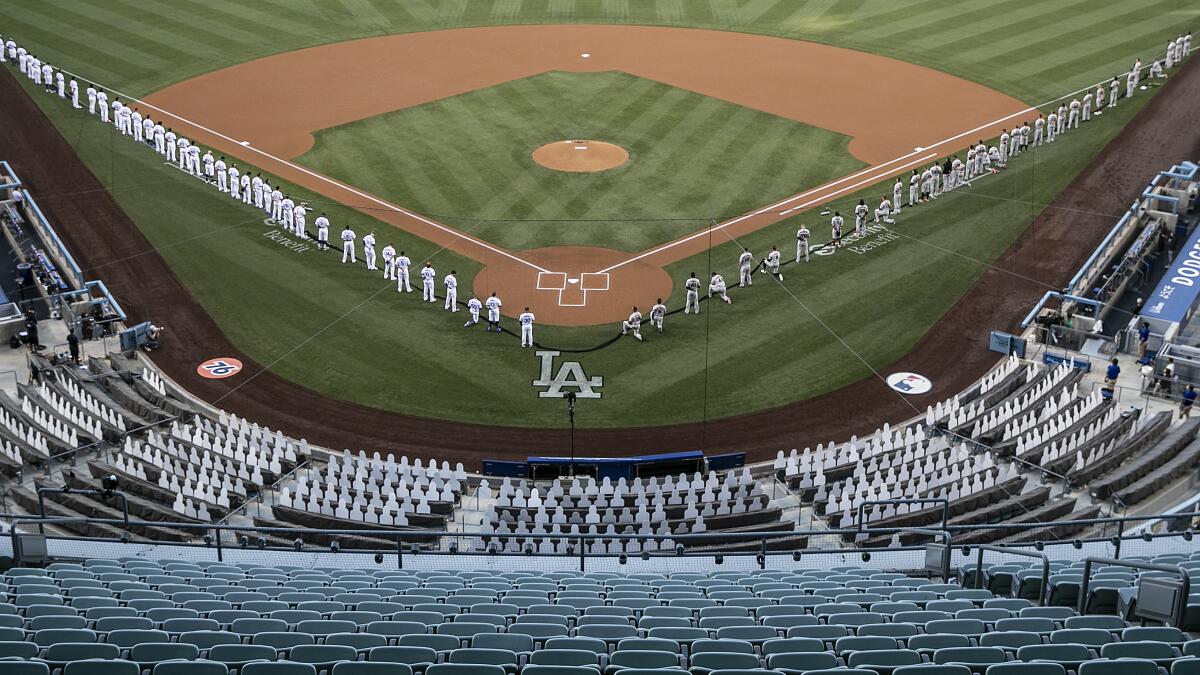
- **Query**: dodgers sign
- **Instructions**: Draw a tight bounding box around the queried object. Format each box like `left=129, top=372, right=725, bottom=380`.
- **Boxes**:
left=533, top=351, right=603, bottom=398
left=1142, top=224, right=1200, bottom=325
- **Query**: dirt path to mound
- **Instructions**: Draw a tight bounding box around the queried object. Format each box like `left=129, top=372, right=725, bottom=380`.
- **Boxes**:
left=4, top=56, right=1199, bottom=466
left=139, top=25, right=1033, bottom=325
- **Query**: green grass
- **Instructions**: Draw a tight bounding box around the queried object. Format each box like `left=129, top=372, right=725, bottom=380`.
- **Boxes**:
left=297, top=71, right=865, bottom=252
left=1, top=0, right=1190, bottom=429
left=0, top=1, right=1194, bottom=103
left=11, top=61, right=1156, bottom=428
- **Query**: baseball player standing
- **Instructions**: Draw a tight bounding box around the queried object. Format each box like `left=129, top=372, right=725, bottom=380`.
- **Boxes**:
left=340, top=226, right=357, bottom=263
left=908, top=170, right=919, bottom=208
left=396, top=251, right=412, bottom=292
left=684, top=273, right=701, bottom=314
left=464, top=296, right=482, bottom=328
left=485, top=292, right=502, bottom=331
left=892, top=178, right=903, bottom=215
left=381, top=244, right=396, bottom=280
left=362, top=232, right=377, bottom=270
left=443, top=270, right=458, bottom=311
left=314, top=214, right=330, bottom=251
left=831, top=212, right=845, bottom=247
left=650, top=299, right=666, bottom=333
left=293, top=204, right=306, bottom=238
left=420, top=263, right=436, bottom=303
left=854, top=199, right=868, bottom=236
left=1108, top=75, right=1120, bottom=108
left=738, top=249, right=753, bottom=287
left=519, top=308, right=536, bottom=347
left=796, top=224, right=811, bottom=263
left=708, top=272, right=731, bottom=304
left=621, top=307, right=644, bottom=341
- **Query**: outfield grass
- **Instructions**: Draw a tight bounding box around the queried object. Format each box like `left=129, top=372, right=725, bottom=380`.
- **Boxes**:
left=0, top=1, right=1192, bottom=103
left=10, top=60, right=1155, bottom=428
left=298, top=71, right=865, bottom=252
left=0, top=0, right=1189, bottom=429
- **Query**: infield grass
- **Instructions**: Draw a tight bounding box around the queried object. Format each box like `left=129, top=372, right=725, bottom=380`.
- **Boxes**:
left=297, top=71, right=866, bottom=252
left=0, top=0, right=1191, bottom=428
left=8, top=60, right=1156, bottom=428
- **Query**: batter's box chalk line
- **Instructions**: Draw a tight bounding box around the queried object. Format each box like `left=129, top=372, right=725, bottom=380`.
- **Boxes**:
left=535, top=271, right=611, bottom=307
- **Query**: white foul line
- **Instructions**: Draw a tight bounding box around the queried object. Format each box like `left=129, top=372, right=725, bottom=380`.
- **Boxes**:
left=594, top=70, right=1163, bottom=275
left=51, top=67, right=552, bottom=275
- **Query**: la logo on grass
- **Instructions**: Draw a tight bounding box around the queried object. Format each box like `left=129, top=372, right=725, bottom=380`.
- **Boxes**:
left=533, top=350, right=602, bottom=399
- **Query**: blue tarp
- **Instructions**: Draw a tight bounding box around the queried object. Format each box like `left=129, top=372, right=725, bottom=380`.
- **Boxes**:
left=1142, top=225, right=1200, bottom=325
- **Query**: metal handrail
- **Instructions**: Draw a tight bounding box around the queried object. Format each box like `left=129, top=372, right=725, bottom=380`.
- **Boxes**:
left=973, top=543, right=1051, bottom=606
left=1077, top=556, right=1191, bottom=627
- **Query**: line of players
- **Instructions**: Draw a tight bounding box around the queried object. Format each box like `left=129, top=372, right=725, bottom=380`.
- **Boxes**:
left=6, top=30, right=1190, bottom=349
left=614, top=36, right=1192, bottom=342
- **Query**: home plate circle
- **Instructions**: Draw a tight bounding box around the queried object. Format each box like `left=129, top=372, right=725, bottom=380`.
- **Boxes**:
left=197, top=357, right=243, bottom=379
left=886, top=372, right=932, bottom=395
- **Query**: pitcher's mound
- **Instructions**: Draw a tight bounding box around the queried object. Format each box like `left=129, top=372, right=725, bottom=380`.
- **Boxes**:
left=532, top=140, right=629, bottom=173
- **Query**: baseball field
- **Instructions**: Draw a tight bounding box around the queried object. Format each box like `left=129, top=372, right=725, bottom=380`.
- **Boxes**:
left=1, top=1, right=1197, bottom=456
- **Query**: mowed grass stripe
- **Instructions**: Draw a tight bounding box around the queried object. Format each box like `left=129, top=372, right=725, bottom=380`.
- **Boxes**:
left=41, top=1, right=197, bottom=67
left=998, top=1, right=1177, bottom=72
left=885, top=0, right=1040, bottom=47
left=1036, top=16, right=1191, bottom=89
left=66, top=0, right=225, bottom=60
left=1, top=4, right=158, bottom=78
left=101, top=0, right=250, bottom=55
left=942, top=0, right=1108, bottom=61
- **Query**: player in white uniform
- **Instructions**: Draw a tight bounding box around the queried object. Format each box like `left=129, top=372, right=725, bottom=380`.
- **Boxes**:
left=240, top=173, right=251, bottom=205
left=228, top=164, right=241, bottom=201
left=202, top=150, right=215, bottom=181
left=293, top=204, right=306, bottom=238
left=892, top=178, right=903, bottom=215
left=831, top=212, right=844, bottom=246
left=271, top=187, right=285, bottom=222
left=1033, top=116, right=1045, bottom=147
left=796, top=225, right=811, bottom=263
left=252, top=174, right=264, bottom=209
left=485, top=292, right=502, bottom=331
left=97, top=91, right=109, bottom=122
left=443, top=271, right=458, bottom=311
left=188, top=146, right=202, bottom=177
left=340, top=226, right=356, bottom=264
left=621, top=307, right=644, bottom=341
left=362, top=233, right=377, bottom=270
left=464, top=296, right=483, bottom=328
left=762, top=246, right=782, bottom=281
left=86, top=85, right=97, bottom=114
left=908, top=170, right=919, bottom=208
left=708, top=272, right=731, bottom=304
left=853, top=199, right=868, bottom=236
left=396, top=251, right=412, bottom=292
left=314, top=214, right=330, bottom=251
left=1068, top=98, right=1081, bottom=130
left=280, top=196, right=295, bottom=231
left=381, top=245, right=397, bottom=280
left=68, top=78, right=79, bottom=108
left=1108, top=75, right=1120, bottom=109
left=519, top=308, right=535, bottom=347
left=737, top=249, right=753, bottom=287
left=650, top=299, right=666, bottom=333
left=874, top=196, right=894, bottom=225
left=420, top=263, right=436, bottom=302
left=214, top=157, right=228, bottom=192
left=684, top=273, right=701, bottom=314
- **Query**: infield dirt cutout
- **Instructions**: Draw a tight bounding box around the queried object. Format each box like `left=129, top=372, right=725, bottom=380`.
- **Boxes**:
left=144, top=25, right=1037, bottom=326
left=532, top=140, right=630, bottom=173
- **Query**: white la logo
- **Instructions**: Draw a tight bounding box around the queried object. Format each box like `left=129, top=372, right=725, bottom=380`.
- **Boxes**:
left=533, top=350, right=603, bottom=399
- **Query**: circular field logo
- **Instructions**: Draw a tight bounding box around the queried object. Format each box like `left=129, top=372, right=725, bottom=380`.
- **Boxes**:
left=197, top=358, right=243, bottom=379
left=886, top=372, right=932, bottom=395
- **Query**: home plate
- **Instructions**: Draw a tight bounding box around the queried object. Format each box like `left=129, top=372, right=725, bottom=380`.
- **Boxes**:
left=568, top=278, right=579, bottom=285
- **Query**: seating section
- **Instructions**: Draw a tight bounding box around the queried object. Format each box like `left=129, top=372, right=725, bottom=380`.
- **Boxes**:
left=5, top=354, right=309, bottom=541
left=2, top=560, right=1200, bottom=675
left=477, top=470, right=790, bottom=553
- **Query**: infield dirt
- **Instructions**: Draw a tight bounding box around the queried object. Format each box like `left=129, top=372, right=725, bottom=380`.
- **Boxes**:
left=3, top=38, right=1199, bottom=464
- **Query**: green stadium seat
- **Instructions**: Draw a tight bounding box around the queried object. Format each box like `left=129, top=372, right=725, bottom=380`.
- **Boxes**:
left=983, top=664, right=1066, bottom=675
left=152, top=662, right=231, bottom=675
left=0, top=640, right=41, bottom=659
left=0, top=663, right=49, bottom=675
left=63, top=660, right=141, bottom=675
left=367, top=645, right=438, bottom=670
left=129, top=642, right=203, bottom=666
left=607, top=649, right=682, bottom=671
left=425, top=665, right=505, bottom=675
left=1077, top=659, right=1160, bottom=675
left=330, top=665, right=411, bottom=675
left=766, top=652, right=839, bottom=674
